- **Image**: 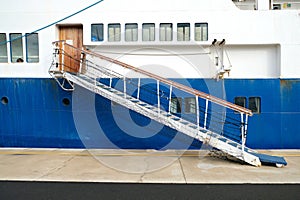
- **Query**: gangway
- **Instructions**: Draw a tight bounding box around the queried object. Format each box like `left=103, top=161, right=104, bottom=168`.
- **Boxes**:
left=49, top=41, right=287, bottom=167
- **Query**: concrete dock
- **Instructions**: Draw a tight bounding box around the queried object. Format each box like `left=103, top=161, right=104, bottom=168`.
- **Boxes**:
left=0, top=148, right=299, bottom=184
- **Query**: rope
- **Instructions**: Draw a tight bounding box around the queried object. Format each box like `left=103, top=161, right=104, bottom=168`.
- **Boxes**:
left=0, top=0, right=105, bottom=46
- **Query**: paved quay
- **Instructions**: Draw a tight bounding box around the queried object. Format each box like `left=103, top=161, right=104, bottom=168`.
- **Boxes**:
left=0, top=148, right=299, bottom=184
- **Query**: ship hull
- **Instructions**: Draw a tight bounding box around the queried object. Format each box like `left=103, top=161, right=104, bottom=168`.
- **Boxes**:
left=0, top=78, right=299, bottom=149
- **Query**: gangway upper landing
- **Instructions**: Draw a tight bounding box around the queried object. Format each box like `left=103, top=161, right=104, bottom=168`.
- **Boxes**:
left=49, top=40, right=287, bottom=167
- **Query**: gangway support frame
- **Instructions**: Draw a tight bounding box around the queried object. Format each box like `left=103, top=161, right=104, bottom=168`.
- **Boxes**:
left=49, top=41, right=287, bottom=168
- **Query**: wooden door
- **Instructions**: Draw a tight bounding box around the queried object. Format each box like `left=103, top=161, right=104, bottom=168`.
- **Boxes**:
left=59, top=25, right=83, bottom=73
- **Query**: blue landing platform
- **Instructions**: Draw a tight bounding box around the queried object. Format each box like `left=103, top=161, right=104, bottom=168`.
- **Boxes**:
left=250, top=152, right=287, bottom=166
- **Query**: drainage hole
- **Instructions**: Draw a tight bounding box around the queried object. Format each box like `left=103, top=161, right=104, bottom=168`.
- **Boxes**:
left=1, top=97, right=8, bottom=105
left=62, top=98, right=70, bottom=106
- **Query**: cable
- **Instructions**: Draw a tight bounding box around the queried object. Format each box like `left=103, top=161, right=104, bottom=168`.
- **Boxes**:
left=0, top=0, right=104, bottom=46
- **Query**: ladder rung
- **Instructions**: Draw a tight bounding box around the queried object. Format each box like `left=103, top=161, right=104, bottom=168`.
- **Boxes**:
left=180, top=121, right=189, bottom=125
left=218, top=137, right=227, bottom=143
left=171, top=117, right=180, bottom=121
left=189, top=125, right=198, bottom=129
left=162, top=113, right=172, bottom=117
left=228, top=142, right=238, bottom=147
left=200, top=129, right=208, bottom=133
left=130, top=99, right=139, bottom=103
left=145, top=106, right=155, bottom=110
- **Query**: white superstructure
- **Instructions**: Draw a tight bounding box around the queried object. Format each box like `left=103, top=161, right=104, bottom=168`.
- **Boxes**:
left=0, top=0, right=299, bottom=79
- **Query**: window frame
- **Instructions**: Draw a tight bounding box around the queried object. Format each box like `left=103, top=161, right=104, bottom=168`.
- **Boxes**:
left=159, top=23, right=173, bottom=41
left=25, top=33, right=39, bottom=63
left=177, top=23, right=190, bottom=41
left=195, top=23, right=208, bottom=41
left=234, top=97, right=247, bottom=114
left=125, top=23, right=138, bottom=42
left=108, top=23, right=121, bottom=42
left=184, top=97, right=196, bottom=114
left=170, top=97, right=182, bottom=114
left=234, top=97, right=246, bottom=108
left=142, top=23, right=155, bottom=42
left=91, top=23, right=104, bottom=42
left=248, top=97, right=261, bottom=114
left=9, top=33, right=24, bottom=63
left=0, top=33, right=8, bottom=63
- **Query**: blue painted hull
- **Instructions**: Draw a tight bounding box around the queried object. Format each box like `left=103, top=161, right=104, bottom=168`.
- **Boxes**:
left=0, top=78, right=299, bottom=149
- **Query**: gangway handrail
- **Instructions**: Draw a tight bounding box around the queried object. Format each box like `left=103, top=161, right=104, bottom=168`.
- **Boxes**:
left=59, top=42, right=252, bottom=116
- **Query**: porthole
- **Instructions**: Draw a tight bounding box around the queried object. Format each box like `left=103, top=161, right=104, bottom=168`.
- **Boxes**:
left=62, top=98, right=70, bottom=106
left=1, top=96, right=8, bottom=105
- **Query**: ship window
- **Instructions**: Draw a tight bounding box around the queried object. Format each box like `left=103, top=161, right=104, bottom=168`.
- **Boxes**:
left=91, top=23, right=104, bottom=42
left=170, top=97, right=182, bottom=113
left=160, top=23, right=173, bottom=41
left=234, top=97, right=246, bottom=114
left=142, top=23, right=155, bottom=41
left=234, top=97, right=246, bottom=108
left=248, top=97, right=261, bottom=114
left=0, top=33, right=8, bottom=63
left=108, top=23, right=121, bottom=42
left=9, top=33, right=23, bottom=63
left=185, top=97, right=196, bottom=114
left=125, top=23, right=138, bottom=42
left=195, top=23, right=208, bottom=41
left=25, top=33, right=39, bottom=63
left=177, top=23, right=190, bottom=41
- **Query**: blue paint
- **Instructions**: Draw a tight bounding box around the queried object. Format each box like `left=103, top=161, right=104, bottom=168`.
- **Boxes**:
left=0, top=78, right=299, bottom=149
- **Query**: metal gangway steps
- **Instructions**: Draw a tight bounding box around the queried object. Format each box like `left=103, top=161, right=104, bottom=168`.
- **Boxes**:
left=49, top=41, right=287, bottom=167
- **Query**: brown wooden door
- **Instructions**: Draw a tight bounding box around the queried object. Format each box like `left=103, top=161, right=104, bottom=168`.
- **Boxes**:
left=59, top=25, right=83, bottom=73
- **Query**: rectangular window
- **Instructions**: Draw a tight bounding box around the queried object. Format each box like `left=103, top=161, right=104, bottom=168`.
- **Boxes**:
left=91, top=24, right=104, bottom=42
left=9, top=33, right=23, bottom=63
left=170, top=97, right=182, bottom=114
left=177, top=23, right=190, bottom=41
left=160, top=23, right=173, bottom=41
left=125, top=23, right=138, bottom=42
left=0, top=33, right=8, bottom=63
left=108, top=23, right=121, bottom=42
left=234, top=97, right=246, bottom=114
left=185, top=97, right=196, bottom=114
left=234, top=97, right=246, bottom=108
left=25, top=33, right=39, bottom=63
left=142, top=23, right=155, bottom=41
left=195, top=23, right=208, bottom=41
left=249, top=97, right=261, bottom=114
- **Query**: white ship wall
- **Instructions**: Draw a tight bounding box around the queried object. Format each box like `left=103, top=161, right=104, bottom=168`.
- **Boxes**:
left=0, top=0, right=299, bottom=79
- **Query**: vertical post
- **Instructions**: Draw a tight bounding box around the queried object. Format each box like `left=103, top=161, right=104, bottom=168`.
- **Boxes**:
left=109, top=77, right=112, bottom=88
left=79, top=49, right=83, bottom=74
left=196, top=95, right=200, bottom=131
left=168, top=85, right=173, bottom=114
left=123, top=76, right=126, bottom=98
left=157, top=80, right=160, bottom=113
left=220, top=45, right=224, bottom=72
left=204, top=99, right=209, bottom=129
left=62, top=41, right=65, bottom=72
left=240, top=113, right=245, bottom=153
left=109, top=68, right=113, bottom=88
left=137, top=78, right=141, bottom=100
left=244, top=114, right=249, bottom=145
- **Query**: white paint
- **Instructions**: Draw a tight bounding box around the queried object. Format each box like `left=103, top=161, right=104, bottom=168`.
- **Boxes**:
left=0, top=0, right=299, bottom=78
left=256, top=0, right=271, bottom=10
